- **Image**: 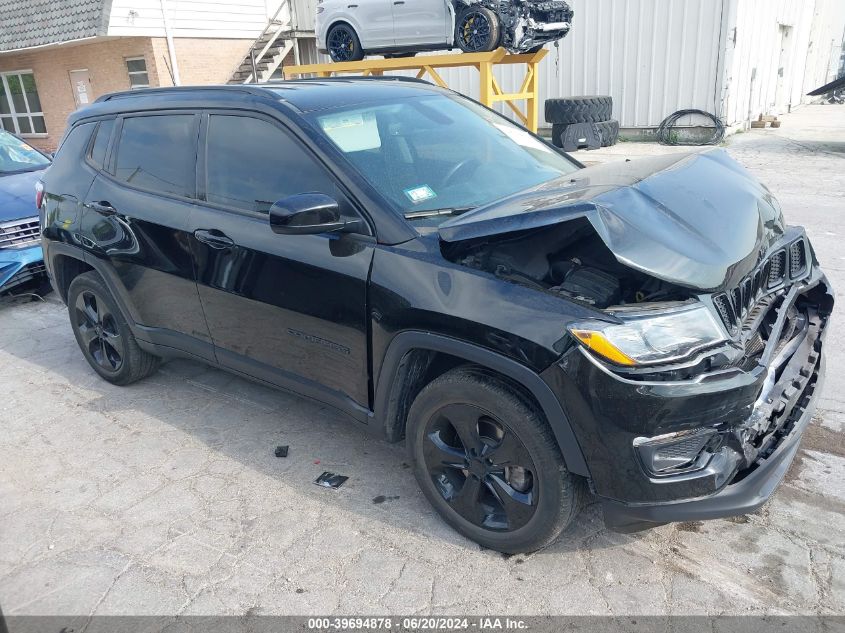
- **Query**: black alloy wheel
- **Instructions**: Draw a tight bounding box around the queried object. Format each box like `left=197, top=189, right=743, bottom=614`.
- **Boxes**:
left=408, top=368, right=582, bottom=553
left=423, top=403, right=538, bottom=531
left=67, top=271, right=159, bottom=385
left=74, top=289, right=123, bottom=372
left=327, top=24, right=364, bottom=62
left=455, top=7, right=501, bottom=53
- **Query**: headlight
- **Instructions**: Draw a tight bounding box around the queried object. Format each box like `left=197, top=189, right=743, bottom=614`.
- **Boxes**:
left=569, top=303, right=728, bottom=367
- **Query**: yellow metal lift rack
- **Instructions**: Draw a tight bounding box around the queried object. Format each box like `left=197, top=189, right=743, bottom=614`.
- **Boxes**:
left=283, top=48, right=548, bottom=133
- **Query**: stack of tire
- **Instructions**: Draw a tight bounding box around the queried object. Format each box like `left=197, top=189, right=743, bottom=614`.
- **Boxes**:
left=544, top=96, right=619, bottom=150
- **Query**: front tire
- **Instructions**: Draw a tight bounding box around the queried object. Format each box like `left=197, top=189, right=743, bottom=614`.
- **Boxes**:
left=455, top=6, right=501, bottom=53
left=67, top=271, right=160, bottom=386
left=407, top=367, right=582, bottom=553
left=327, top=23, right=365, bottom=62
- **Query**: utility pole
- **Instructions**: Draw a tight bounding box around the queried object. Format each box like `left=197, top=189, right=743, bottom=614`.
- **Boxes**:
left=160, top=0, right=182, bottom=86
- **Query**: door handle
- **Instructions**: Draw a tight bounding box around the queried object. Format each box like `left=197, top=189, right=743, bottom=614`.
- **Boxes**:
left=193, top=229, right=235, bottom=250
left=88, top=201, right=117, bottom=216
left=347, top=3, right=357, bottom=7
left=393, top=1, right=404, bottom=4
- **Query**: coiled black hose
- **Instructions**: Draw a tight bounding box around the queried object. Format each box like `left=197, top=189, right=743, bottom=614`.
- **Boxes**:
left=656, top=109, right=726, bottom=146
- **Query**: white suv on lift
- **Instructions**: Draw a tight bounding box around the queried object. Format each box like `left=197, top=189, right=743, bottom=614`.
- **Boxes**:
left=316, top=0, right=574, bottom=62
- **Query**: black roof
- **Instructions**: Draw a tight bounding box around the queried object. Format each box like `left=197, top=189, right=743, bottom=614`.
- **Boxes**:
left=0, top=0, right=112, bottom=52
left=88, top=77, right=443, bottom=115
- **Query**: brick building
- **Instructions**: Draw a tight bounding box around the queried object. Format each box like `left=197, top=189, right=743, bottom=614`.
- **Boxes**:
left=0, top=0, right=309, bottom=151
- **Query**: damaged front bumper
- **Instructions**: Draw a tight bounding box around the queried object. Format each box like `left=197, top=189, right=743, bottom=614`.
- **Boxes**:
left=542, top=267, right=832, bottom=532
left=492, top=0, right=574, bottom=53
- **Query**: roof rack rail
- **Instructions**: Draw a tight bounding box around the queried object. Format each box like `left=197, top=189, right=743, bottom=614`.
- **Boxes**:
left=265, top=76, right=433, bottom=86
left=95, top=85, right=272, bottom=103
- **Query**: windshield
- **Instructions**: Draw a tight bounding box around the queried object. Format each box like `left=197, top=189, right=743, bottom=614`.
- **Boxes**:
left=0, top=130, right=50, bottom=174
left=307, top=94, right=580, bottom=226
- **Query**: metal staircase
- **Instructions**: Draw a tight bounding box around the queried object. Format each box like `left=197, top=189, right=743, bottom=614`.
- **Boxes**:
left=228, top=0, right=297, bottom=84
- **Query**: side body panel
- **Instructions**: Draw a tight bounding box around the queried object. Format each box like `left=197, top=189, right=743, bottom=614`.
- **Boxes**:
left=392, top=0, right=450, bottom=46
left=81, top=175, right=213, bottom=358
left=354, top=0, right=396, bottom=47
left=190, top=206, right=375, bottom=409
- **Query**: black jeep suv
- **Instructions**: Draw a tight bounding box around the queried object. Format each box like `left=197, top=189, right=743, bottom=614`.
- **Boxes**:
left=40, top=80, right=832, bottom=553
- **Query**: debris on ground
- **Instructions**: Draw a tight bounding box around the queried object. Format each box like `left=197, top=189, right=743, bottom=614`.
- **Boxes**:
left=751, top=114, right=782, bottom=129
left=274, top=445, right=289, bottom=458
left=372, top=495, right=400, bottom=504
left=314, top=472, right=348, bottom=489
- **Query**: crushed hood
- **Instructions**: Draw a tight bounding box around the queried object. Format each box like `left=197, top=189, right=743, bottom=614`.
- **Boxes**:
left=438, top=149, right=786, bottom=292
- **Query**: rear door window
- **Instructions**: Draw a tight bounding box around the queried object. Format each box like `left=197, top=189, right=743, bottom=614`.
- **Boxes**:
left=114, top=114, right=197, bottom=198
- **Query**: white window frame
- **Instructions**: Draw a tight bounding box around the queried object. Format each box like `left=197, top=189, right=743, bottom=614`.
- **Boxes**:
left=125, top=57, right=150, bottom=90
left=0, top=70, right=47, bottom=138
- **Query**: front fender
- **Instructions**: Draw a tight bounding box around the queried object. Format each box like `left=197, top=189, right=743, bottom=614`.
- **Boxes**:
left=373, top=330, right=590, bottom=476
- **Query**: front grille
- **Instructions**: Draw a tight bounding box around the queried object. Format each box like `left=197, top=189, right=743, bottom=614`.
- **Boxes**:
left=713, top=238, right=809, bottom=333
left=0, top=217, right=40, bottom=249
left=789, top=240, right=807, bottom=278
left=768, top=250, right=786, bottom=287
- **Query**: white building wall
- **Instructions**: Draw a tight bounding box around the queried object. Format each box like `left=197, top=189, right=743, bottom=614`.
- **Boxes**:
left=721, top=0, right=842, bottom=127
left=107, top=0, right=270, bottom=39
left=264, top=0, right=318, bottom=30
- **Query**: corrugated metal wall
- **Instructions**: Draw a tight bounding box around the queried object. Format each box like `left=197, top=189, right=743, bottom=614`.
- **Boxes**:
left=292, top=0, right=845, bottom=129
left=434, top=0, right=725, bottom=129
left=295, top=0, right=726, bottom=129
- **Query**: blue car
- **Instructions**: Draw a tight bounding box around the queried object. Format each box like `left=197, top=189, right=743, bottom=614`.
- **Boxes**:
left=0, top=130, right=51, bottom=295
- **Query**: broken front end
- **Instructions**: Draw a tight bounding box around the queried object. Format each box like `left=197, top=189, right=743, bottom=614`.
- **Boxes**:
left=550, top=230, right=831, bottom=531
left=439, top=149, right=833, bottom=531
left=475, top=0, right=574, bottom=52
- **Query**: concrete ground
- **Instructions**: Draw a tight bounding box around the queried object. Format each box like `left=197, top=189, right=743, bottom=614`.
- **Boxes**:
left=1, top=105, right=844, bottom=617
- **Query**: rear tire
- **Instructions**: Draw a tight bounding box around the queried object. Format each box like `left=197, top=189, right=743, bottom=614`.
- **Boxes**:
left=67, top=271, right=160, bottom=386
left=407, top=367, right=582, bottom=553
left=327, top=23, right=365, bottom=62
left=455, top=6, right=501, bottom=53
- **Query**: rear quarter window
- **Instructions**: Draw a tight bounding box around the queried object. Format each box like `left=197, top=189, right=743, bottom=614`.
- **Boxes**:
left=44, top=121, right=96, bottom=187
left=88, top=119, right=114, bottom=170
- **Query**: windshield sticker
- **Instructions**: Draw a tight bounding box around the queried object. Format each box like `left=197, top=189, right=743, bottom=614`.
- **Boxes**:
left=318, top=111, right=381, bottom=153
left=404, top=185, right=437, bottom=204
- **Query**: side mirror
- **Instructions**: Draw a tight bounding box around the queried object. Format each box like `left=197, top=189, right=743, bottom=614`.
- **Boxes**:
left=269, top=193, right=364, bottom=236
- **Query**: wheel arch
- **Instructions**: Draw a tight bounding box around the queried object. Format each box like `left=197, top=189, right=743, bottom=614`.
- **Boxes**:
left=50, top=245, right=142, bottom=339
left=50, top=250, right=94, bottom=304
left=374, top=331, right=590, bottom=477
left=325, top=19, right=364, bottom=50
